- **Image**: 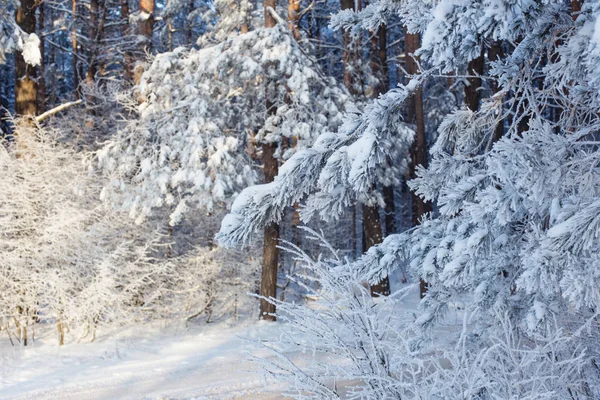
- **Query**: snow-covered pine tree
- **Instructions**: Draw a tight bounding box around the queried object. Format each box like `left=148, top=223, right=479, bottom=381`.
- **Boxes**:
left=216, top=76, right=416, bottom=255
left=98, top=18, right=348, bottom=226
left=222, top=0, right=600, bottom=397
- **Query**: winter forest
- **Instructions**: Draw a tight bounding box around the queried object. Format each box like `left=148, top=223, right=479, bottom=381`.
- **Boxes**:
left=1, top=0, right=600, bottom=398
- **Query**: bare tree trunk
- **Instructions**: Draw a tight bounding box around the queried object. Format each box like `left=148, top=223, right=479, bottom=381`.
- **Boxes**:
left=259, top=0, right=280, bottom=321
left=57, top=320, right=65, bottom=346
left=404, top=30, right=431, bottom=299
left=15, top=0, right=38, bottom=117
left=351, top=204, right=357, bottom=258
left=260, top=142, right=280, bottom=320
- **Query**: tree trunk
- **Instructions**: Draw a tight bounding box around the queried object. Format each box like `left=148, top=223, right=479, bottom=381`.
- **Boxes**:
left=465, top=47, right=484, bottom=112
left=365, top=24, right=390, bottom=295
left=364, top=205, right=389, bottom=295
left=139, top=0, right=155, bottom=52
left=375, top=25, right=396, bottom=239
left=259, top=0, right=280, bottom=321
left=383, top=185, right=396, bottom=235
left=121, top=0, right=134, bottom=81
left=37, top=2, right=46, bottom=113
left=15, top=0, right=38, bottom=117
left=489, top=41, right=505, bottom=141
left=340, top=0, right=361, bottom=95
left=187, top=0, right=195, bottom=44
left=260, top=142, right=280, bottom=321
left=288, top=0, right=301, bottom=40
left=72, top=0, right=79, bottom=98
left=404, top=30, right=431, bottom=299
left=86, top=0, right=99, bottom=89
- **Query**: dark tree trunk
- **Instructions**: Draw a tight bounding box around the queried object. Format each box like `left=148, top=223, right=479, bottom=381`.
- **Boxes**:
left=363, top=205, right=390, bottom=296
left=121, top=0, right=134, bottom=81
left=383, top=185, right=396, bottom=235
left=465, top=47, right=484, bottom=112
left=15, top=0, right=38, bottom=117
left=259, top=0, right=280, bottom=321
left=365, top=24, right=390, bottom=295
left=37, top=2, right=45, bottom=113
left=72, top=0, right=79, bottom=98
left=404, top=30, right=431, bottom=298
left=86, top=0, right=99, bottom=89
left=340, top=0, right=361, bottom=95
left=260, top=143, right=280, bottom=321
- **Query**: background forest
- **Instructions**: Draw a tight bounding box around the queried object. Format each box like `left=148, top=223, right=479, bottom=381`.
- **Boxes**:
left=1, top=0, right=600, bottom=398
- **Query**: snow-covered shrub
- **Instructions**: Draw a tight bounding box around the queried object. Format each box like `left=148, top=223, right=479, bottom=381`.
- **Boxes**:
left=253, top=230, right=595, bottom=399
left=99, top=24, right=349, bottom=226
left=173, top=245, right=261, bottom=323
left=0, top=123, right=176, bottom=343
left=0, top=121, right=267, bottom=344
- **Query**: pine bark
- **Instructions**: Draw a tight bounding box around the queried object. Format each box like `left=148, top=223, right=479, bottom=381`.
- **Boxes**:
left=72, top=0, right=79, bottom=98
left=363, top=205, right=390, bottom=295
left=38, top=2, right=46, bottom=113
left=340, top=0, right=359, bottom=94
left=259, top=0, right=280, bottom=321
left=15, top=0, right=38, bottom=117
left=85, top=0, right=99, bottom=89
left=121, top=0, right=134, bottom=81
left=139, top=0, right=155, bottom=52
left=365, top=24, right=390, bottom=296
left=404, top=30, right=431, bottom=298
left=288, top=0, right=301, bottom=40
left=465, top=47, right=484, bottom=112
left=341, top=0, right=361, bottom=258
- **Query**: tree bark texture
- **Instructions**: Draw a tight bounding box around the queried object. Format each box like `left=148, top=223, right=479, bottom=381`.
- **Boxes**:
left=259, top=0, right=280, bottom=321
left=15, top=0, right=38, bottom=117
left=404, top=30, right=431, bottom=298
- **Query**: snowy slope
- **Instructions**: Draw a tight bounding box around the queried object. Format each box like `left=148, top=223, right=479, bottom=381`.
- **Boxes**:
left=0, top=321, right=287, bottom=400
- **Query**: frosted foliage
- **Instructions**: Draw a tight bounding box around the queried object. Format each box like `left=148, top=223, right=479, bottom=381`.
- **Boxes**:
left=217, top=84, right=416, bottom=247
left=350, top=2, right=600, bottom=331
left=0, top=0, right=17, bottom=64
left=0, top=126, right=173, bottom=340
left=200, top=0, right=253, bottom=44
left=326, top=1, right=600, bottom=395
left=0, top=1, right=41, bottom=66
left=0, top=125, right=260, bottom=344
left=252, top=230, right=592, bottom=399
left=99, top=25, right=348, bottom=225
left=216, top=0, right=600, bottom=397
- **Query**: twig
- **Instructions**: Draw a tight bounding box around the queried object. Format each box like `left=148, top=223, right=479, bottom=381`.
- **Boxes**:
left=35, top=100, right=83, bottom=123
left=266, top=7, right=286, bottom=25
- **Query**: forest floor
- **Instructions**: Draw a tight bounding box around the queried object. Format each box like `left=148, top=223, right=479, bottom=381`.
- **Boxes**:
left=0, top=285, right=448, bottom=400
left=0, top=319, right=288, bottom=399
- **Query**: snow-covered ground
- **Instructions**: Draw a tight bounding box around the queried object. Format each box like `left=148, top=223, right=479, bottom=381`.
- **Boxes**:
left=0, top=321, right=287, bottom=400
